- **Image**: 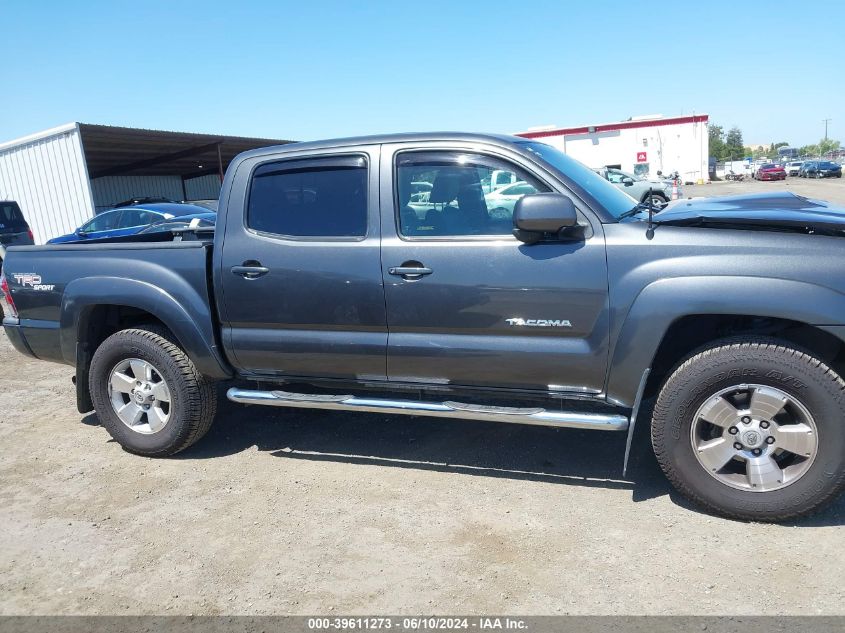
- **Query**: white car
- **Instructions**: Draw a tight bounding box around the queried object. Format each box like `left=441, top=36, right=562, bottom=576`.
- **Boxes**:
left=483, top=181, right=539, bottom=216
left=785, top=161, right=803, bottom=176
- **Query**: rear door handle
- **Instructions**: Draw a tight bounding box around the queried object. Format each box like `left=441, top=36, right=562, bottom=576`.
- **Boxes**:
left=388, top=266, right=433, bottom=277
left=231, top=264, right=270, bottom=279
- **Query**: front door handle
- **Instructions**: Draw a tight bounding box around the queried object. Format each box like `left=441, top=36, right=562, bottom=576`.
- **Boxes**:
left=388, top=265, right=433, bottom=278
left=231, top=263, right=270, bottom=279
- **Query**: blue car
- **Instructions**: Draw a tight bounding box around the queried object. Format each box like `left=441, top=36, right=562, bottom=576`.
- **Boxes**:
left=47, top=203, right=214, bottom=244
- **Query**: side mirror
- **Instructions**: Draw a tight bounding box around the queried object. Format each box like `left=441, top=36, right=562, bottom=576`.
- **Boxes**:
left=622, top=177, right=635, bottom=186
left=513, top=193, right=578, bottom=244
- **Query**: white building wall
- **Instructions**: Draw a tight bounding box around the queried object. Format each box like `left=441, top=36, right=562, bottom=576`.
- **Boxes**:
left=526, top=117, right=709, bottom=184
left=0, top=124, right=95, bottom=244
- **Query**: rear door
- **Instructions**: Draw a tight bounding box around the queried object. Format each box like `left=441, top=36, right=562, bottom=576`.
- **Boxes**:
left=379, top=142, right=610, bottom=394
left=218, top=146, right=387, bottom=379
left=0, top=202, right=32, bottom=246
left=114, top=208, right=165, bottom=236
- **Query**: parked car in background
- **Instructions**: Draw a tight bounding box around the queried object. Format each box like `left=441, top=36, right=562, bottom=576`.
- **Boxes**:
left=111, top=196, right=177, bottom=209
left=185, top=199, right=219, bottom=212
left=0, top=201, right=34, bottom=256
left=799, top=161, right=816, bottom=177
left=481, top=169, right=519, bottom=193
left=136, top=212, right=216, bottom=235
left=47, top=203, right=214, bottom=244
left=594, top=167, right=676, bottom=208
left=803, top=161, right=842, bottom=179
left=785, top=161, right=803, bottom=176
left=754, top=163, right=786, bottom=181
left=484, top=181, right=539, bottom=216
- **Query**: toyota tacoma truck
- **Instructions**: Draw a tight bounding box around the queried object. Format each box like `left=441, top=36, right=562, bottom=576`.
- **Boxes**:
left=3, top=133, right=845, bottom=522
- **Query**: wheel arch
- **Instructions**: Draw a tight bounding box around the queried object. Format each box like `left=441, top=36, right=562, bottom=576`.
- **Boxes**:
left=606, top=276, right=845, bottom=407
left=60, top=277, right=232, bottom=413
left=641, top=189, right=667, bottom=203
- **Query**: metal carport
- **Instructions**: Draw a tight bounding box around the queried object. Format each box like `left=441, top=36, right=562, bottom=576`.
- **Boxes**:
left=0, top=123, right=293, bottom=243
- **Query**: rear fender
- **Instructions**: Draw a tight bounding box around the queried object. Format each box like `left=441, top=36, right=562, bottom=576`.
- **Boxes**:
left=59, top=276, right=232, bottom=380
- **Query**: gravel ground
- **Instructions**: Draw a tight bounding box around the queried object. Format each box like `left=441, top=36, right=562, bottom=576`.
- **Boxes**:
left=2, top=176, right=845, bottom=615
left=0, top=329, right=843, bottom=616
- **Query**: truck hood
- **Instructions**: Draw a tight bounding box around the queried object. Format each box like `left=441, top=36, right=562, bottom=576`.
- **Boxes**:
left=653, top=192, right=845, bottom=234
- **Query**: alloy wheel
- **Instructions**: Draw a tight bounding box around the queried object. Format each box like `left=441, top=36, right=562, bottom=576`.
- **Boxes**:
left=690, top=384, right=817, bottom=492
left=108, top=358, right=172, bottom=434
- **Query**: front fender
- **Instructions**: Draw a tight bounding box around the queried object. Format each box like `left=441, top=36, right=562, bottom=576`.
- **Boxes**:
left=59, top=276, right=232, bottom=380
left=606, top=276, right=845, bottom=406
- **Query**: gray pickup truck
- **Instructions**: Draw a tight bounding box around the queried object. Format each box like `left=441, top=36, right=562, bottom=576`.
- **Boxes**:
left=3, top=133, right=845, bottom=522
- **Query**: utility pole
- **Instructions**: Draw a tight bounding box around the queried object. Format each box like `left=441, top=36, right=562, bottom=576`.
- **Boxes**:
left=823, top=118, right=831, bottom=140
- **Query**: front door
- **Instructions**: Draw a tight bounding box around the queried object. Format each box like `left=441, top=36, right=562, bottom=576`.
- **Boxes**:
left=219, top=148, right=387, bottom=380
left=380, top=144, right=610, bottom=395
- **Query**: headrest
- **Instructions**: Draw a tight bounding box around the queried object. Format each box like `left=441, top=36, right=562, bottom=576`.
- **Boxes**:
left=430, top=169, right=463, bottom=204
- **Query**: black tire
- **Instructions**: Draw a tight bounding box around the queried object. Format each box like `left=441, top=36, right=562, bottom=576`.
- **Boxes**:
left=89, top=326, right=217, bottom=456
left=646, top=193, right=668, bottom=208
left=652, top=339, right=845, bottom=521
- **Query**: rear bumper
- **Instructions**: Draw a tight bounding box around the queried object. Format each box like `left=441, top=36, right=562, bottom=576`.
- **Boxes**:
left=2, top=317, right=37, bottom=359
left=2, top=316, right=64, bottom=363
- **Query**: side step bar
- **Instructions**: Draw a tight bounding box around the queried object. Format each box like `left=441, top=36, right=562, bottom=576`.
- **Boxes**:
left=226, top=388, right=629, bottom=431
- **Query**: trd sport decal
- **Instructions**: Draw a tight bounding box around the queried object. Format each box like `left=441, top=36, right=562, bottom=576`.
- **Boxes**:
left=12, top=273, right=55, bottom=291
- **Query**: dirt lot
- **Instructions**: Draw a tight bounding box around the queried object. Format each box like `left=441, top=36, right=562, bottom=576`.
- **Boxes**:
left=684, top=173, right=845, bottom=205
left=1, top=327, right=844, bottom=616
left=2, top=176, right=845, bottom=616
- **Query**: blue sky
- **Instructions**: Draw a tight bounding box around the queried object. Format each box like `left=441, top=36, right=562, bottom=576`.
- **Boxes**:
left=2, top=1, right=842, bottom=147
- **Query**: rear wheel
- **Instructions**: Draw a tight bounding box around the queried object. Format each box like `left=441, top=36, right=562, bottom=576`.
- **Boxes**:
left=89, top=327, right=217, bottom=456
left=651, top=339, right=845, bottom=521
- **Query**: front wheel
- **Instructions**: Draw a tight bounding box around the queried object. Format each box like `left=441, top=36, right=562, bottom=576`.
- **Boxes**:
left=89, top=327, right=217, bottom=456
left=648, top=194, right=668, bottom=208
left=651, top=339, right=845, bottom=521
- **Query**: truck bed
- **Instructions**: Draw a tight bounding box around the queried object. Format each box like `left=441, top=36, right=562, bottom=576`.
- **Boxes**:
left=2, top=239, right=220, bottom=374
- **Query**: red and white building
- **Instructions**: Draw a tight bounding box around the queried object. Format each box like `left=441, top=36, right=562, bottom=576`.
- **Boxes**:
left=516, top=114, right=709, bottom=184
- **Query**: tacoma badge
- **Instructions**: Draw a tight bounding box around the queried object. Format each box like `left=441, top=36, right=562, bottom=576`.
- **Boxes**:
left=506, top=317, right=572, bottom=328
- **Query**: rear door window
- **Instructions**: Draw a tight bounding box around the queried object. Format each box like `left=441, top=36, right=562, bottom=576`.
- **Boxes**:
left=0, top=203, right=26, bottom=232
left=247, top=155, right=368, bottom=239
left=119, top=209, right=160, bottom=228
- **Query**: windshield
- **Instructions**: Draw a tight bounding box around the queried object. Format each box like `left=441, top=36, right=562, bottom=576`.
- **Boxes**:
left=517, top=141, right=637, bottom=219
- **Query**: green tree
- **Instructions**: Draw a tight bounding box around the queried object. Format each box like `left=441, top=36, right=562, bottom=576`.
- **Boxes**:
left=724, top=127, right=745, bottom=160
left=818, top=138, right=841, bottom=156
left=799, top=138, right=841, bottom=157
left=708, top=124, right=726, bottom=161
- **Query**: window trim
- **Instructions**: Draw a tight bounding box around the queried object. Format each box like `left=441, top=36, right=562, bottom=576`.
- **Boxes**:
left=392, top=149, right=553, bottom=242
left=245, top=153, right=370, bottom=242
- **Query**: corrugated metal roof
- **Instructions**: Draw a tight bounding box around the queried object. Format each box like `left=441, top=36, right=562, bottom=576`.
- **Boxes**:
left=77, top=123, right=293, bottom=178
